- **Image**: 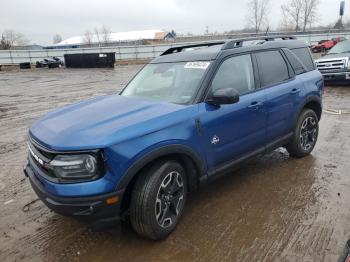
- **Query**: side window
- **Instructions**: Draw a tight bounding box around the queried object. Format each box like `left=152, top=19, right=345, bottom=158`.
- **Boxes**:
left=211, top=54, right=255, bottom=95
left=255, top=50, right=289, bottom=87
left=282, top=48, right=306, bottom=75
left=291, top=47, right=315, bottom=71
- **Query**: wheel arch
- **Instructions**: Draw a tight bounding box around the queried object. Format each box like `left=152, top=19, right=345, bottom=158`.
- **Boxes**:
left=298, top=95, right=322, bottom=121
left=117, top=145, right=206, bottom=214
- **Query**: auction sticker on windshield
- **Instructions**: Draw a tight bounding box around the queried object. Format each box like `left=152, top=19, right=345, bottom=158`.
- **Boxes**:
left=184, top=62, right=210, bottom=70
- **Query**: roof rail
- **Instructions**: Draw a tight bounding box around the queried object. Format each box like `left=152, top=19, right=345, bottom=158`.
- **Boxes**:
left=221, top=35, right=297, bottom=50
left=160, top=41, right=225, bottom=56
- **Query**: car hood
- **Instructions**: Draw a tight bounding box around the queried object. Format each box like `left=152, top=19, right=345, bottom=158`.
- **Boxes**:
left=29, top=95, right=190, bottom=151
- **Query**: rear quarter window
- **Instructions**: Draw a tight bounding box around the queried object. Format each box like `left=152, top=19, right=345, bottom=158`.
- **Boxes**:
left=291, top=47, right=315, bottom=71
left=282, top=48, right=307, bottom=75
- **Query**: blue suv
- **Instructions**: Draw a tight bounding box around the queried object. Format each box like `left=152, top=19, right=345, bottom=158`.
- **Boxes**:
left=24, top=36, right=323, bottom=240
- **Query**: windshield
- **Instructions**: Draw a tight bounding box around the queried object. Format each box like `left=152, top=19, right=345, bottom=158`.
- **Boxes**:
left=328, top=41, right=350, bottom=54
left=121, top=62, right=210, bottom=104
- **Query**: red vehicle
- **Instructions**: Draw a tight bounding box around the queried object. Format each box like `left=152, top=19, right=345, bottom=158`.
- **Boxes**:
left=311, top=37, right=347, bottom=53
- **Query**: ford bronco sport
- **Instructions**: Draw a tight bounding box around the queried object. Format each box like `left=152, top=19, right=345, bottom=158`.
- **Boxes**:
left=24, top=36, right=323, bottom=240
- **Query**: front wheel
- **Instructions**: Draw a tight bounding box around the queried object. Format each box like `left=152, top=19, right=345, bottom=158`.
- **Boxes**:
left=286, top=109, right=319, bottom=158
left=130, top=160, right=187, bottom=240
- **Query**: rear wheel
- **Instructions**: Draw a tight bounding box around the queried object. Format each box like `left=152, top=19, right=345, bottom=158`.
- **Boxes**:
left=286, top=109, right=319, bottom=158
left=130, top=160, right=187, bottom=240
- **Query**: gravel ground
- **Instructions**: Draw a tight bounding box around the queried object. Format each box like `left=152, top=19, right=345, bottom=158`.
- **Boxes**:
left=0, top=66, right=350, bottom=262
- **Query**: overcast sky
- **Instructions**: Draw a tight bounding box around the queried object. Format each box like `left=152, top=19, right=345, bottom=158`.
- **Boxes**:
left=0, top=0, right=347, bottom=45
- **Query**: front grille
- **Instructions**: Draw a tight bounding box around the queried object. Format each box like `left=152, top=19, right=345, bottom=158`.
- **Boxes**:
left=29, top=137, right=56, bottom=160
left=316, top=57, right=348, bottom=73
left=28, top=154, right=57, bottom=180
left=28, top=137, right=58, bottom=181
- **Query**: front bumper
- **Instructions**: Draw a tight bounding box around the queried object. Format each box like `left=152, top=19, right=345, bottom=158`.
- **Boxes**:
left=320, top=72, right=350, bottom=81
left=24, top=164, right=124, bottom=226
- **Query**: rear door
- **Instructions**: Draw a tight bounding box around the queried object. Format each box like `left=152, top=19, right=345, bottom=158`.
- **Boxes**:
left=254, top=50, right=298, bottom=143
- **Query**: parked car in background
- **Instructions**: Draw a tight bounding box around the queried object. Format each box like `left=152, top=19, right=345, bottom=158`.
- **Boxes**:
left=24, top=36, right=323, bottom=240
left=315, top=40, right=350, bottom=82
left=311, top=37, right=347, bottom=53
left=36, top=57, right=63, bottom=68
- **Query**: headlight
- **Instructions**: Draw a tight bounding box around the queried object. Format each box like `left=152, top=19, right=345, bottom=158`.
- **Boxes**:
left=48, top=154, right=102, bottom=181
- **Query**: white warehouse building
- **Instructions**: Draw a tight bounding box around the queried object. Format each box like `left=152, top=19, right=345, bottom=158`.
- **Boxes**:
left=54, top=29, right=175, bottom=47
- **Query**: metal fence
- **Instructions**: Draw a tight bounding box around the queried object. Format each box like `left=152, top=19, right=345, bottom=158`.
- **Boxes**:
left=1, top=32, right=350, bottom=65
left=0, top=44, right=174, bottom=65
left=172, top=29, right=350, bottom=43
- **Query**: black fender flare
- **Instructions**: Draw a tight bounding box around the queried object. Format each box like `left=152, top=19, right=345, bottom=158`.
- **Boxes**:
left=296, top=95, right=322, bottom=122
left=115, top=144, right=206, bottom=191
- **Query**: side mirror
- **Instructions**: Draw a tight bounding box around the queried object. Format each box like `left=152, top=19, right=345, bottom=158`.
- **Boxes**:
left=207, top=88, right=240, bottom=105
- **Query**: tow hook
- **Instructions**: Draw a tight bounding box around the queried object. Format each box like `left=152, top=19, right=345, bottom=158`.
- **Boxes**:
left=73, top=202, right=100, bottom=216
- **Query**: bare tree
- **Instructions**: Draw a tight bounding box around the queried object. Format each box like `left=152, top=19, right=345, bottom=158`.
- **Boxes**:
left=100, top=25, right=112, bottom=45
left=94, top=27, right=102, bottom=46
left=281, top=0, right=319, bottom=32
left=0, top=35, right=11, bottom=50
left=279, top=8, right=291, bottom=31
left=281, top=0, right=303, bottom=32
left=301, top=0, right=319, bottom=31
left=53, top=34, right=62, bottom=44
left=83, top=26, right=113, bottom=47
left=0, top=29, right=29, bottom=49
left=83, top=30, right=93, bottom=47
left=247, top=0, right=271, bottom=34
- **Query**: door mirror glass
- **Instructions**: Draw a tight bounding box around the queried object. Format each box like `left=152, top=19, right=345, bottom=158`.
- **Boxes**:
left=207, top=88, right=240, bottom=105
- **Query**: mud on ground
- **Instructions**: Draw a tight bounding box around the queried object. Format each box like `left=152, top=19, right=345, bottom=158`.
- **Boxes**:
left=0, top=67, right=350, bottom=262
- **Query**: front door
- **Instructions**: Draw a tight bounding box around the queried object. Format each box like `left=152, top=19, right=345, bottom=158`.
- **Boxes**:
left=199, top=54, right=267, bottom=172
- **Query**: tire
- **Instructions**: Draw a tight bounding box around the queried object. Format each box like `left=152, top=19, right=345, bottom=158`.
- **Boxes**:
left=130, top=160, right=187, bottom=240
left=286, top=109, right=319, bottom=158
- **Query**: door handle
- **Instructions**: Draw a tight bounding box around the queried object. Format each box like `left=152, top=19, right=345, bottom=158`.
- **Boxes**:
left=290, top=88, right=301, bottom=95
left=248, top=101, right=263, bottom=110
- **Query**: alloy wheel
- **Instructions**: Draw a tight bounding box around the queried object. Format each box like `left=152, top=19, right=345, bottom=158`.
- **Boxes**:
left=155, top=171, right=184, bottom=228
left=300, top=116, right=317, bottom=151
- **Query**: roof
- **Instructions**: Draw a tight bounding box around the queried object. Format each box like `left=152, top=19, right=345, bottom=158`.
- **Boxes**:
left=151, top=38, right=308, bottom=64
left=55, top=29, right=169, bottom=46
